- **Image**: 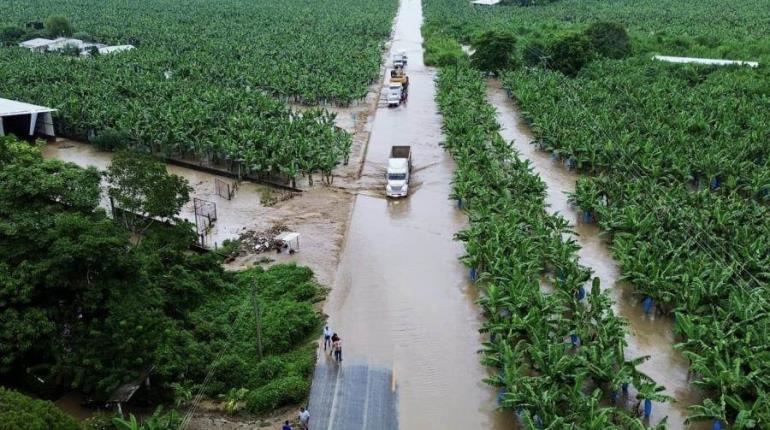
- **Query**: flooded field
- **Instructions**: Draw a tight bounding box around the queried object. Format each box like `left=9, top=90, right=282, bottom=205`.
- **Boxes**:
left=486, top=79, right=705, bottom=429
left=42, top=139, right=353, bottom=287
left=314, top=0, right=513, bottom=428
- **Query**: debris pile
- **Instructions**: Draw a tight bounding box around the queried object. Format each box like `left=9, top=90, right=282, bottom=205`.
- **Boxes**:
left=235, top=224, right=289, bottom=255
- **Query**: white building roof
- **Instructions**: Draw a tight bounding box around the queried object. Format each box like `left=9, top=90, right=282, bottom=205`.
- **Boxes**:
left=98, top=45, right=135, bottom=55
left=471, top=0, right=501, bottom=5
left=653, top=55, right=759, bottom=68
left=18, top=38, right=54, bottom=48
left=47, top=38, right=86, bottom=50
left=0, top=98, right=57, bottom=117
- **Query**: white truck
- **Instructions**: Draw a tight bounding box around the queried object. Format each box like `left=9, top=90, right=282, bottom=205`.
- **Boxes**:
left=387, top=82, right=404, bottom=107
left=386, top=145, right=412, bottom=198
left=393, top=51, right=408, bottom=68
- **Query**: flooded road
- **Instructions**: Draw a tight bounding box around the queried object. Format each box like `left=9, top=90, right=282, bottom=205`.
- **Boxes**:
left=487, top=79, right=704, bottom=429
left=311, top=0, right=513, bottom=428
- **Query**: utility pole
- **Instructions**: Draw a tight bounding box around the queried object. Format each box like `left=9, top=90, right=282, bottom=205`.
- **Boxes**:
left=250, top=282, right=263, bottom=359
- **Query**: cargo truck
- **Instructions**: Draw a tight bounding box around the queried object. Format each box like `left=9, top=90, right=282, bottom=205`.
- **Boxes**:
left=386, top=146, right=412, bottom=197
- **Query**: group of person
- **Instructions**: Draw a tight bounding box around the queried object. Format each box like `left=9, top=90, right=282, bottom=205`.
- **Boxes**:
left=282, top=407, right=310, bottom=430
left=280, top=326, right=344, bottom=430
left=323, top=325, right=342, bottom=363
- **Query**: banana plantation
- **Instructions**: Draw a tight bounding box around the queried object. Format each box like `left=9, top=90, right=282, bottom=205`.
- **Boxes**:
left=425, top=0, right=770, bottom=427
left=504, top=60, right=770, bottom=427
left=436, top=65, right=670, bottom=429
left=0, top=0, right=397, bottom=181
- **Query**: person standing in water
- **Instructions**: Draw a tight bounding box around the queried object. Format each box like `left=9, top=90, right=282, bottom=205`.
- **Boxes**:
left=333, top=337, right=343, bottom=363
left=298, top=407, right=310, bottom=430
left=323, top=326, right=331, bottom=351
left=330, top=333, right=339, bottom=356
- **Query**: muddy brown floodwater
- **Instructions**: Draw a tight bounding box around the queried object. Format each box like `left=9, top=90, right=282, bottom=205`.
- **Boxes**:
left=487, top=79, right=707, bottom=429
left=319, top=0, right=514, bottom=428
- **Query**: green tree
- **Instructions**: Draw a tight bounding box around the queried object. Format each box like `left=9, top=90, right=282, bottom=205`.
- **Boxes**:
left=106, top=151, right=192, bottom=235
left=471, top=30, right=518, bottom=74
left=521, top=40, right=548, bottom=68
left=44, top=15, right=73, bottom=38
left=547, top=33, right=593, bottom=76
left=585, top=21, right=631, bottom=59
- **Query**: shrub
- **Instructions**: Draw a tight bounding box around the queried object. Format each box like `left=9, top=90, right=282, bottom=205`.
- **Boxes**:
left=73, top=31, right=95, bottom=42
left=0, top=388, right=79, bottom=430
left=249, top=356, right=286, bottom=387
left=283, top=347, right=316, bottom=378
left=424, top=35, right=466, bottom=66
left=261, top=299, right=320, bottom=354
left=470, top=30, right=519, bottom=74
left=584, top=22, right=631, bottom=59
left=245, top=376, right=310, bottom=414
left=547, top=33, right=593, bottom=76
left=44, top=15, right=73, bottom=38
left=207, top=354, right=248, bottom=395
left=521, top=40, right=548, bottom=68
left=91, top=128, right=130, bottom=151
left=0, top=26, right=26, bottom=46
left=82, top=414, right=115, bottom=430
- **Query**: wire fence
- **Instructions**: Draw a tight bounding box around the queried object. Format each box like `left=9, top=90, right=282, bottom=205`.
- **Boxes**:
left=193, top=198, right=217, bottom=246
left=215, top=178, right=236, bottom=200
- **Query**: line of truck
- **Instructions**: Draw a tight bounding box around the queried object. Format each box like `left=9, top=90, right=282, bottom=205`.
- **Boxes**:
left=385, top=51, right=413, bottom=198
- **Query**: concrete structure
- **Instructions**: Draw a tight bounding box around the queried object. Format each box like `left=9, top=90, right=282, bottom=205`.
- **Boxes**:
left=653, top=55, right=759, bottom=68
left=0, top=98, right=56, bottom=138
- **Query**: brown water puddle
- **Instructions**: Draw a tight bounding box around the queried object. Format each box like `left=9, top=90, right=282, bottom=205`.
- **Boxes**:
left=486, top=79, right=706, bottom=429
left=320, top=0, right=514, bottom=428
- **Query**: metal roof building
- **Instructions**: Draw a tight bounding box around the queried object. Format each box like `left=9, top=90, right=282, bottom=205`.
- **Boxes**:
left=471, top=0, right=501, bottom=5
left=18, top=37, right=55, bottom=52
left=0, top=98, right=57, bottom=138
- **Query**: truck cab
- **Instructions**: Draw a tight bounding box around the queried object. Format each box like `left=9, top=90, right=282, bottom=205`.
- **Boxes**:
left=393, top=53, right=406, bottom=68
left=387, top=82, right=403, bottom=107
left=393, top=51, right=408, bottom=68
left=386, top=146, right=412, bottom=197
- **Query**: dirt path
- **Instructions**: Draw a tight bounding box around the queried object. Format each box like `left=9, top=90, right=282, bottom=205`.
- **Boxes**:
left=486, top=78, right=706, bottom=429
left=308, top=0, right=514, bottom=428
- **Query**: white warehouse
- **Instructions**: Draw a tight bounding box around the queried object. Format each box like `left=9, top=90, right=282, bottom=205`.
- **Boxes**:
left=0, top=98, right=56, bottom=138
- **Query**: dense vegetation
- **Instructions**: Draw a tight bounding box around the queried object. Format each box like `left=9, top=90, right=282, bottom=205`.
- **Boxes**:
left=0, top=0, right=397, bottom=182
left=426, top=0, right=770, bottom=427
left=0, top=137, right=324, bottom=415
left=436, top=65, right=666, bottom=429
left=424, top=0, right=770, bottom=62
left=505, top=57, right=770, bottom=429
left=0, top=388, right=79, bottom=430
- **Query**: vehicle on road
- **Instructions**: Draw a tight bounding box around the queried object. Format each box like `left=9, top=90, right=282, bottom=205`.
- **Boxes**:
left=386, top=82, right=406, bottom=107
left=393, top=51, right=407, bottom=68
left=386, top=145, right=412, bottom=198
left=387, top=68, right=409, bottom=107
